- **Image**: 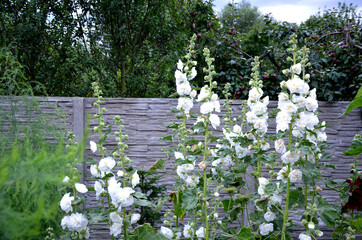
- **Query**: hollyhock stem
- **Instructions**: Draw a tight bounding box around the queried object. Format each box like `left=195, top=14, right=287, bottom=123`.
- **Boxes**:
left=282, top=123, right=293, bottom=240
left=203, top=121, right=209, bottom=240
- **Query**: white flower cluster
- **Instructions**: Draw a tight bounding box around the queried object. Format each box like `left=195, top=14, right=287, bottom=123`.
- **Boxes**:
left=246, top=87, right=269, bottom=136
left=88, top=152, right=140, bottom=237
left=197, top=85, right=221, bottom=129
left=160, top=224, right=205, bottom=239
left=277, top=64, right=319, bottom=135
left=60, top=184, right=89, bottom=238
left=175, top=59, right=197, bottom=113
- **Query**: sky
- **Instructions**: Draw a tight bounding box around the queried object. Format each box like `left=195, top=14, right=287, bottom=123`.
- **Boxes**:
left=212, top=0, right=362, bottom=24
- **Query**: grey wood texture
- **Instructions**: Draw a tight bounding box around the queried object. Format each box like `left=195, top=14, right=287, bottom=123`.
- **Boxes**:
left=1, top=96, right=361, bottom=239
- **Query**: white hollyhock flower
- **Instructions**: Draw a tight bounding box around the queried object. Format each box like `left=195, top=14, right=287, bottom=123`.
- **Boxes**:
left=254, top=119, right=268, bottom=135
left=248, top=87, right=263, bottom=101
left=197, top=86, right=210, bottom=102
left=75, top=183, right=88, bottom=193
left=183, top=224, right=194, bottom=238
left=286, top=77, right=309, bottom=95
left=275, top=139, right=286, bottom=154
left=131, top=171, right=140, bottom=188
left=211, top=93, right=218, bottom=101
left=175, top=70, right=187, bottom=85
left=177, top=97, right=193, bottom=111
left=196, top=227, right=205, bottom=239
left=246, top=111, right=257, bottom=124
left=270, top=193, right=282, bottom=205
left=175, top=232, right=182, bottom=239
left=264, top=209, right=276, bottom=222
left=117, top=170, right=124, bottom=177
left=259, top=222, right=273, bottom=236
left=110, top=212, right=123, bottom=223
left=317, top=131, right=327, bottom=142
left=299, top=233, right=311, bottom=240
left=131, top=213, right=141, bottom=224
left=94, top=181, right=105, bottom=200
left=60, top=193, right=74, bottom=213
left=309, top=88, right=316, bottom=99
left=261, top=142, right=270, bottom=151
left=185, top=175, right=200, bottom=186
left=177, top=59, right=183, bottom=70
left=212, top=99, right=221, bottom=112
left=62, top=176, right=70, bottom=183
left=276, top=111, right=292, bottom=125
left=189, top=67, right=197, bottom=80
left=251, top=102, right=268, bottom=115
left=177, top=82, right=192, bottom=96
left=90, top=141, right=97, bottom=153
left=305, top=97, right=318, bottom=112
left=160, top=226, right=173, bottom=238
left=61, top=216, right=70, bottom=229
left=258, top=177, right=270, bottom=196
left=297, top=112, right=319, bottom=130
left=278, top=92, right=289, bottom=102
left=99, top=156, right=116, bottom=173
left=177, top=164, right=194, bottom=180
left=233, top=124, right=242, bottom=134
left=200, top=101, right=214, bottom=114
left=277, top=166, right=289, bottom=183
left=190, top=89, right=197, bottom=99
left=291, top=63, right=302, bottom=75
left=110, top=223, right=123, bottom=237
left=67, top=213, right=88, bottom=232
left=174, top=151, right=184, bottom=160
left=281, top=101, right=298, bottom=114
left=281, top=151, right=300, bottom=165
left=289, top=169, right=302, bottom=183
left=90, top=164, right=102, bottom=178
left=292, top=94, right=306, bottom=108
left=209, top=114, right=220, bottom=129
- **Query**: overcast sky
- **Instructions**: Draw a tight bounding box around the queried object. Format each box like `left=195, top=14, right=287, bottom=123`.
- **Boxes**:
left=212, top=0, right=362, bottom=24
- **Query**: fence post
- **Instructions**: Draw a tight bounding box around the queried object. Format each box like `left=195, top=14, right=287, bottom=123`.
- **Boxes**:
left=73, top=97, right=85, bottom=181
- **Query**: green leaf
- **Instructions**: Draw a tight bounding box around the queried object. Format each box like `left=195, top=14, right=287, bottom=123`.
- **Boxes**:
left=264, top=182, right=277, bottom=195
left=133, top=192, right=147, bottom=199
left=160, top=135, right=173, bottom=141
left=317, top=197, right=340, bottom=229
left=343, top=138, right=362, bottom=156
left=236, top=226, right=255, bottom=240
left=181, top=188, right=198, bottom=210
left=150, top=159, right=165, bottom=171
left=131, top=223, right=170, bottom=240
left=340, top=86, right=362, bottom=116
left=222, top=199, right=234, bottom=211
left=300, top=162, right=321, bottom=185
left=255, top=197, right=268, bottom=211
left=351, top=218, right=362, bottom=234
left=289, top=189, right=305, bottom=208
left=134, top=199, right=155, bottom=208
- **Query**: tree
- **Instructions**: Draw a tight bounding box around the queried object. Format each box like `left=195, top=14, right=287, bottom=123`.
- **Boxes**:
left=219, top=0, right=262, bottom=33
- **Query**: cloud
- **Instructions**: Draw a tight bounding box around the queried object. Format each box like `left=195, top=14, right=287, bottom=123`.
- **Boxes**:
left=259, top=4, right=316, bottom=23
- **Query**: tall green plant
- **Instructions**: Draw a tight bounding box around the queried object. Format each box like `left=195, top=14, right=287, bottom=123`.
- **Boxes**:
left=0, top=95, right=83, bottom=239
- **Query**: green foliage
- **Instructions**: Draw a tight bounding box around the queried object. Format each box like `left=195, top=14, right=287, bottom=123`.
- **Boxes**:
left=341, top=86, right=362, bottom=116
left=219, top=0, right=262, bottom=33
left=136, top=170, right=167, bottom=226
left=0, top=96, right=83, bottom=239
left=130, top=224, right=169, bottom=240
